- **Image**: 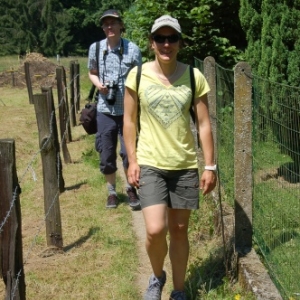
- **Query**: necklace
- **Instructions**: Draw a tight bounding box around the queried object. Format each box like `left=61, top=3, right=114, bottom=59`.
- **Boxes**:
left=156, top=62, right=178, bottom=81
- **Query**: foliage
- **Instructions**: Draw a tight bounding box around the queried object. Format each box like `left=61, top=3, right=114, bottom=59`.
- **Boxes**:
left=240, top=0, right=300, bottom=167
left=0, top=0, right=244, bottom=66
left=124, top=0, right=245, bottom=67
left=0, top=0, right=133, bottom=56
left=0, top=0, right=37, bottom=55
left=240, top=0, right=300, bottom=85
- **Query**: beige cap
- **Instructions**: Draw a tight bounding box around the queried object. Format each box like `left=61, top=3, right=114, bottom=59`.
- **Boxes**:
left=151, top=15, right=181, bottom=34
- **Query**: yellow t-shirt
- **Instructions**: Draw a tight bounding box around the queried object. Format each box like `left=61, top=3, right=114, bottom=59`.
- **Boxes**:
left=125, top=63, right=210, bottom=170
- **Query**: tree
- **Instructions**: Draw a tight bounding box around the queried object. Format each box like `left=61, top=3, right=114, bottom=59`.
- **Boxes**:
left=0, top=0, right=244, bottom=59
left=123, top=0, right=244, bottom=67
left=0, top=0, right=37, bottom=55
left=0, top=0, right=134, bottom=56
left=240, top=0, right=300, bottom=172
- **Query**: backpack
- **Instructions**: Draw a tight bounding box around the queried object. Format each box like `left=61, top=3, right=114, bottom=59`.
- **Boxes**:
left=80, top=42, right=100, bottom=134
left=135, top=65, right=199, bottom=146
left=79, top=102, right=97, bottom=134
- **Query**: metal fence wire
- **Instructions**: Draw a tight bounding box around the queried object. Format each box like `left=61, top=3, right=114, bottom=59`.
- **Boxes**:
left=194, top=57, right=300, bottom=299
left=251, top=75, right=300, bottom=299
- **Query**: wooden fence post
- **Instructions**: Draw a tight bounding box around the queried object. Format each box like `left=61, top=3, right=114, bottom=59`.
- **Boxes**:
left=70, top=64, right=77, bottom=127
left=24, top=62, right=34, bottom=104
left=41, top=86, right=68, bottom=186
left=33, top=94, right=63, bottom=248
left=69, top=61, right=75, bottom=117
left=74, top=62, right=80, bottom=113
left=10, top=70, right=15, bottom=87
left=234, top=62, right=253, bottom=251
left=56, top=66, right=72, bottom=144
left=69, top=60, right=77, bottom=113
left=0, top=139, right=26, bottom=299
left=56, top=67, right=72, bottom=163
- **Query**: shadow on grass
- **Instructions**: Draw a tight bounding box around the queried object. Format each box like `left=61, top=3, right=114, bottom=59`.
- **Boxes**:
left=64, top=181, right=87, bottom=191
left=117, top=192, right=141, bottom=211
left=278, top=161, right=300, bottom=183
left=63, top=226, right=100, bottom=252
left=185, top=245, right=231, bottom=300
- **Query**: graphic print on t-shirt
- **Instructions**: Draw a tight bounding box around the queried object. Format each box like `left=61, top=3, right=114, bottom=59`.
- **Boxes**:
left=145, top=84, right=191, bottom=128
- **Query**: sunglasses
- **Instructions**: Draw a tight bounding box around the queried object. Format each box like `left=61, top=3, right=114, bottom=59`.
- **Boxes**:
left=102, top=21, right=120, bottom=28
left=152, top=34, right=180, bottom=44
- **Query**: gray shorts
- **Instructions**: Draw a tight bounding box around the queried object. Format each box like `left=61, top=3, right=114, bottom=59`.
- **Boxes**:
left=138, top=166, right=200, bottom=210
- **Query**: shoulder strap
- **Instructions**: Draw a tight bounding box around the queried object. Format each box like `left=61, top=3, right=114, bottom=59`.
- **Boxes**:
left=96, top=41, right=100, bottom=72
left=136, top=64, right=142, bottom=133
left=189, top=65, right=196, bottom=124
left=87, top=41, right=100, bottom=102
left=189, top=66, right=201, bottom=148
left=136, top=64, right=142, bottom=93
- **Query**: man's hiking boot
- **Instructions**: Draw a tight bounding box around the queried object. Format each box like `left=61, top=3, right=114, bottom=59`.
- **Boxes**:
left=126, top=187, right=141, bottom=210
left=169, top=290, right=187, bottom=300
left=106, top=194, right=118, bottom=208
left=144, top=270, right=166, bottom=300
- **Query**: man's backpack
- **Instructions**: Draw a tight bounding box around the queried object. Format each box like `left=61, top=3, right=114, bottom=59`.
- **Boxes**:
left=135, top=65, right=199, bottom=146
left=80, top=42, right=100, bottom=134
left=79, top=102, right=97, bottom=134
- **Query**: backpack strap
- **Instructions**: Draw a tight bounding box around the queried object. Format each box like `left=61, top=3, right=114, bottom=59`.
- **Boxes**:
left=88, top=41, right=100, bottom=101
left=136, top=64, right=142, bottom=93
left=136, top=64, right=142, bottom=133
left=96, top=41, right=100, bottom=71
left=189, top=65, right=196, bottom=124
left=189, top=66, right=201, bottom=148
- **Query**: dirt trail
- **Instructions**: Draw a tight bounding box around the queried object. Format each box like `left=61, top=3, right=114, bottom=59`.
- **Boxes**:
left=117, top=160, right=172, bottom=299
left=131, top=210, right=172, bottom=300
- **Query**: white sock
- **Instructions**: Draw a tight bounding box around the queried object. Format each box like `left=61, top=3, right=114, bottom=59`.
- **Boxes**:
left=107, top=183, right=116, bottom=195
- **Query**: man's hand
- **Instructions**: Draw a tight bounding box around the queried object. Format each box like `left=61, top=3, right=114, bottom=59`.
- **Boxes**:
left=98, top=83, right=108, bottom=95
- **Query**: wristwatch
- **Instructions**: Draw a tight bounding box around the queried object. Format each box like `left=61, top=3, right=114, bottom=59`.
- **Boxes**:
left=204, top=165, right=217, bottom=171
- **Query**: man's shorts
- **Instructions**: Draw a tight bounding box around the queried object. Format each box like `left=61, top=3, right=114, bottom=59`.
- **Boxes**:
left=138, top=166, right=200, bottom=210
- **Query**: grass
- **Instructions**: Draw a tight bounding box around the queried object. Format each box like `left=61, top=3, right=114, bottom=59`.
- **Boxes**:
left=0, top=55, right=23, bottom=72
left=253, top=183, right=300, bottom=299
left=0, top=56, right=140, bottom=299
left=187, top=198, right=256, bottom=300
left=0, top=54, right=257, bottom=299
left=252, top=138, right=300, bottom=299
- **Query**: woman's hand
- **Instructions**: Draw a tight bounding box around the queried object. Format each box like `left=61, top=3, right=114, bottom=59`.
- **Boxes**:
left=200, top=170, right=217, bottom=195
left=127, top=162, right=140, bottom=188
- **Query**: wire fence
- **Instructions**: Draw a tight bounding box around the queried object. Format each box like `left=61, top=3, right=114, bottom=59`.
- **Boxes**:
left=0, top=63, right=81, bottom=298
left=195, top=57, right=300, bottom=299
left=251, top=76, right=300, bottom=299
left=1, top=55, right=299, bottom=299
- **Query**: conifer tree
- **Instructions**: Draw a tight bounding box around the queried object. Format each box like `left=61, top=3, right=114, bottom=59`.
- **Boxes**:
left=240, top=0, right=300, bottom=171
left=0, top=0, right=36, bottom=54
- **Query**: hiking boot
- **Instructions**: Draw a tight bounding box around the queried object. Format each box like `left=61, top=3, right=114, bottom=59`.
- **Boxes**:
left=126, top=187, right=141, bottom=210
left=144, top=271, right=166, bottom=300
left=169, top=290, right=187, bottom=300
left=106, top=194, right=118, bottom=208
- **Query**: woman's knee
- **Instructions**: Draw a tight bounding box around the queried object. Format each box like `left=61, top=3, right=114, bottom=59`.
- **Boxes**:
left=146, top=224, right=167, bottom=242
left=169, top=222, right=188, bottom=239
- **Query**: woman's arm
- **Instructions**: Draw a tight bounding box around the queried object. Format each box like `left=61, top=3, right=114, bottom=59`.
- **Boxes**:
left=195, top=94, right=217, bottom=195
left=123, top=87, right=140, bottom=187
